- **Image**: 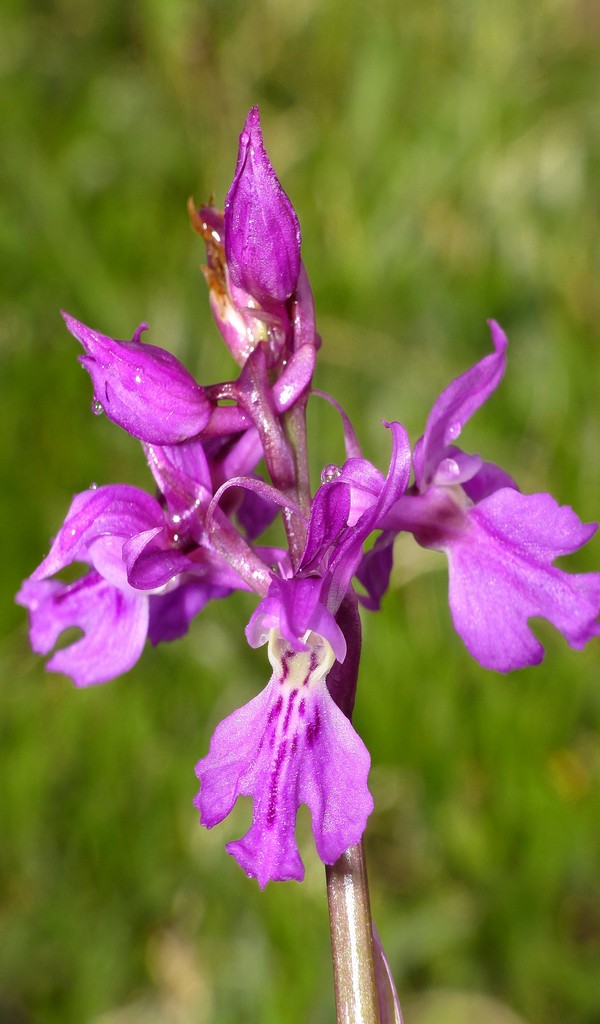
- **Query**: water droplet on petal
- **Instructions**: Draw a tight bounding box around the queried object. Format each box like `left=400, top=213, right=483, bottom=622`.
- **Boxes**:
left=134, top=366, right=143, bottom=385
left=91, top=399, right=104, bottom=416
left=433, top=457, right=465, bottom=487
left=89, top=482, right=98, bottom=490
left=446, top=422, right=461, bottom=442
left=240, top=131, right=250, bottom=146
left=321, top=463, right=342, bottom=484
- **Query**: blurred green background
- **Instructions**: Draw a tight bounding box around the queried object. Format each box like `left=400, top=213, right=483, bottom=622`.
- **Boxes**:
left=2, top=1, right=599, bottom=1022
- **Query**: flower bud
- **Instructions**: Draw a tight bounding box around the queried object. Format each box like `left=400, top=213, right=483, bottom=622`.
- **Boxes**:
left=224, top=107, right=301, bottom=305
left=190, top=202, right=288, bottom=365
left=64, top=313, right=211, bottom=444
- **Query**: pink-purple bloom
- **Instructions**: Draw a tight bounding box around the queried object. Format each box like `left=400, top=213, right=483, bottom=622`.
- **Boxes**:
left=195, top=629, right=373, bottom=887
left=17, top=107, right=600, bottom=899
left=383, top=321, right=600, bottom=671
left=15, top=482, right=236, bottom=686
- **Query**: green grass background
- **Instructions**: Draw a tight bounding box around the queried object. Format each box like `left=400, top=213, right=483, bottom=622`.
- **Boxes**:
left=1, top=1, right=599, bottom=1021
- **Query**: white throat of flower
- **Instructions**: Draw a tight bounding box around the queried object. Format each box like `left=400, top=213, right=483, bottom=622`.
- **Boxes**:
left=267, top=629, right=335, bottom=690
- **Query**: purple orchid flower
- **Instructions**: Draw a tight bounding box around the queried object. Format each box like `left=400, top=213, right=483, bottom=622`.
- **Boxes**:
left=195, top=422, right=412, bottom=885
left=17, top=485, right=173, bottom=686
left=16, top=453, right=267, bottom=686
left=64, top=314, right=211, bottom=444
left=224, top=106, right=301, bottom=307
left=384, top=321, right=600, bottom=671
left=246, top=420, right=412, bottom=656
left=195, top=629, right=373, bottom=887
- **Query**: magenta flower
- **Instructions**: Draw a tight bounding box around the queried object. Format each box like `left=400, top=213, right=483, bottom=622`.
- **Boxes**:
left=246, top=419, right=411, bottom=657
left=224, top=106, right=301, bottom=306
left=16, top=451, right=264, bottom=686
left=194, top=422, right=411, bottom=883
left=64, top=314, right=211, bottom=444
left=385, top=321, right=600, bottom=671
left=16, top=485, right=169, bottom=686
left=195, top=629, right=373, bottom=887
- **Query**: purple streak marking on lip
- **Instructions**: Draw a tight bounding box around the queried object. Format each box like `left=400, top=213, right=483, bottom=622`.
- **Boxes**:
left=266, top=739, right=287, bottom=828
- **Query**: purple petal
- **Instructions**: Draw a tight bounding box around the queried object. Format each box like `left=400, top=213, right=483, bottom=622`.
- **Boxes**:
left=355, top=531, right=396, bottom=611
left=431, top=448, right=482, bottom=487
left=224, top=107, right=301, bottom=304
left=31, top=485, right=164, bottom=580
left=246, top=576, right=347, bottom=663
left=413, top=320, right=508, bottom=489
left=206, top=428, right=262, bottom=487
left=16, top=571, right=148, bottom=686
left=194, top=630, right=373, bottom=887
left=123, top=529, right=198, bottom=590
left=337, top=457, right=386, bottom=525
left=143, top=440, right=212, bottom=517
left=445, top=489, right=600, bottom=671
left=461, top=458, right=518, bottom=503
left=63, top=313, right=211, bottom=444
left=327, top=421, right=412, bottom=612
left=148, top=582, right=230, bottom=644
left=300, top=480, right=351, bottom=573
left=382, top=487, right=466, bottom=544
left=88, top=534, right=139, bottom=589
left=235, top=482, right=280, bottom=540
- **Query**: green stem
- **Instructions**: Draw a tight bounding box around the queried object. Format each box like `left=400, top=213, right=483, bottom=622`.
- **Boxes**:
left=326, top=839, right=381, bottom=1024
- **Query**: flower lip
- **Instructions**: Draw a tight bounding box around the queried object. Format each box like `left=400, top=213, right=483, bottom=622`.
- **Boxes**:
left=194, top=627, right=373, bottom=886
left=224, top=107, right=301, bottom=305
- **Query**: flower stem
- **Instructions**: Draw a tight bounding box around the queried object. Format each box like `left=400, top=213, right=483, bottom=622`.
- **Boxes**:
left=326, top=839, right=380, bottom=1024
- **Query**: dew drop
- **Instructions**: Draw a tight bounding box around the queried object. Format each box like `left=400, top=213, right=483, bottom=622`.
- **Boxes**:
left=321, top=463, right=342, bottom=484
left=446, top=422, right=461, bottom=441
left=172, top=533, right=180, bottom=544
left=441, top=457, right=460, bottom=479
left=89, top=482, right=98, bottom=490
left=91, top=399, right=104, bottom=416
left=240, top=131, right=250, bottom=146
left=134, top=366, right=143, bottom=385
